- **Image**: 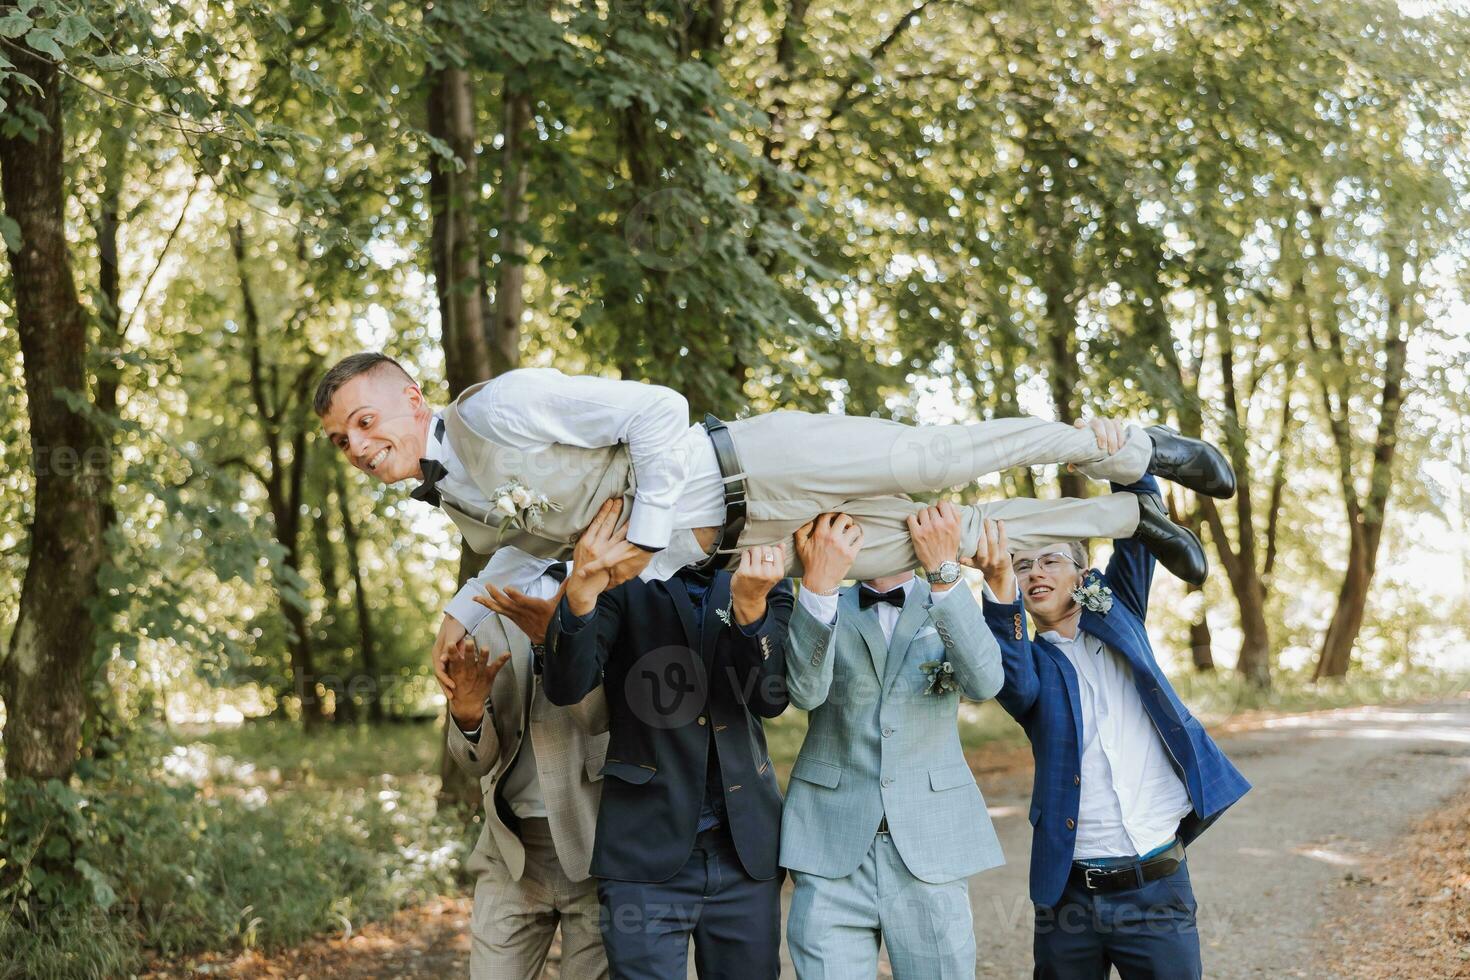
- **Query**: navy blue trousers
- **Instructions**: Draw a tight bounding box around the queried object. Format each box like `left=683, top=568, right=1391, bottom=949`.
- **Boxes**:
left=597, top=827, right=782, bottom=980
left=1033, top=859, right=1202, bottom=979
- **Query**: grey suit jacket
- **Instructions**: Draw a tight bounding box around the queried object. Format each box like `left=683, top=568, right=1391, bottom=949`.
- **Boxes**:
left=446, top=609, right=609, bottom=882
left=780, top=579, right=1006, bottom=884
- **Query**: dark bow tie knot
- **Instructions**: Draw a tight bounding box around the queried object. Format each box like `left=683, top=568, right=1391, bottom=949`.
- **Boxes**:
left=859, top=586, right=906, bottom=611
left=411, top=459, right=448, bottom=507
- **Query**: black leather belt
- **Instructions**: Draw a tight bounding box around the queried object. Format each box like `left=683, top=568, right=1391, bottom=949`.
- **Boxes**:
left=693, top=414, right=747, bottom=573
left=1069, top=840, right=1185, bottom=893
left=877, top=815, right=890, bottom=835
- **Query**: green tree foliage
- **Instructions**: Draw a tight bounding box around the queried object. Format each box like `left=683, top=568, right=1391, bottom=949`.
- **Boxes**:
left=2, top=0, right=1469, bottom=967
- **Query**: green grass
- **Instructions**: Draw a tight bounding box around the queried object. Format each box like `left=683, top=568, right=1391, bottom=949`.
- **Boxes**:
left=190, top=717, right=444, bottom=785
left=0, top=723, right=466, bottom=980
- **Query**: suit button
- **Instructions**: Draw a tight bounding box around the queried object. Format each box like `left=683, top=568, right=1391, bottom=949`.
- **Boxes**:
left=1065, top=818, right=1076, bottom=830
left=882, top=727, right=894, bottom=738
left=698, top=716, right=707, bottom=726
left=881, top=777, right=893, bottom=787
left=1074, top=774, right=1081, bottom=786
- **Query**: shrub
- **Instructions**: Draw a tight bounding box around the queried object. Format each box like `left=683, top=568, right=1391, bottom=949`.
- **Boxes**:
left=0, top=730, right=465, bottom=979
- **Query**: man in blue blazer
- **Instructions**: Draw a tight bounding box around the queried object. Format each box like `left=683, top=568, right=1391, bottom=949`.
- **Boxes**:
left=542, top=499, right=792, bottom=980
left=975, top=435, right=1251, bottom=978
left=781, top=502, right=1006, bottom=979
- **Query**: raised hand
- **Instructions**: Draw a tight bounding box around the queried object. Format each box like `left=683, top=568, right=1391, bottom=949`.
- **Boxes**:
left=971, top=518, right=1015, bottom=602
left=793, top=513, right=863, bottom=595
left=475, top=579, right=567, bottom=644
left=440, top=637, right=511, bottom=730
left=566, top=498, right=640, bottom=615
left=1074, top=417, right=1127, bottom=458
left=431, top=613, right=469, bottom=696
left=906, top=501, right=963, bottom=588
left=731, top=543, right=787, bottom=627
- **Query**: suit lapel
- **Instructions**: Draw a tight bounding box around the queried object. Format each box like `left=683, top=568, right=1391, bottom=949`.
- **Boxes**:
left=1080, top=610, right=1127, bottom=660
left=700, top=574, right=731, bottom=662
left=658, top=578, right=702, bottom=657
left=1035, top=635, right=1085, bottom=741
left=882, top=578, right=931, bottom=694
left=842, top=588, right=889, bottom=681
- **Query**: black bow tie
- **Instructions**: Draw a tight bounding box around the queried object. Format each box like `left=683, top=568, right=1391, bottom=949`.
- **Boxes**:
left=544, top=562, right=569, bottom=583
left=859, top=586, right=906, bottom=611
left=410, top=419, right=449, bottom=506
left=410, top=458, right=448, bottom=507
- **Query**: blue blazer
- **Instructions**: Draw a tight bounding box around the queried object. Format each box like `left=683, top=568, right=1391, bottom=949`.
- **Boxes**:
left=983, top=477, right=1251, bottom=907
left=543, top=570, right=792, bottom=883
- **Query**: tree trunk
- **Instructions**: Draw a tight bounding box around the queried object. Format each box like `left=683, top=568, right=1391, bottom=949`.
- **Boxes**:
left=427, top=52, right=493, bottom=809
left=1186, top=581, right=1216, bottom=672
left=1208, top=278, right=1271, bottom=687
left=487, top=87, right=530, bottom=374
left=232, top=223, right=325, bottom=726
left=0, top=45, right=109, bottom=781
left=1312, top=244, right=1410, bottom=679
left=1315, top=532, right=1373, bottom=679
left=337, top=469, right=384, bottom=723
left=428, top=62, right=490, bottom=398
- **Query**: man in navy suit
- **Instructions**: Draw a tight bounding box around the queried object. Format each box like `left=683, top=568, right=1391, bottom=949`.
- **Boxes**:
left=542, top=499, right=792, bottom=980
left=973, top=421, right=1250, bottom=979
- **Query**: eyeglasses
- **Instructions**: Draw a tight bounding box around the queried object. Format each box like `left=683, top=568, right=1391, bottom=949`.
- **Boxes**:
left=1012, top=553, right=1080, bottom=578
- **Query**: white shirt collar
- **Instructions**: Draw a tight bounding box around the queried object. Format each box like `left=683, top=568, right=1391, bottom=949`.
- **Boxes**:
left=423, top=411, right=448, bottom=465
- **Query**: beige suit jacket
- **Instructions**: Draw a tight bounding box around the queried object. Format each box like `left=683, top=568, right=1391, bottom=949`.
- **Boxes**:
left=445, top=611, right=609, bottom=882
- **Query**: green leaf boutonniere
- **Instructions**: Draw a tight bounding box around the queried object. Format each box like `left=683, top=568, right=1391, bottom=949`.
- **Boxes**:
left=919, top=659, right=960, bottom=695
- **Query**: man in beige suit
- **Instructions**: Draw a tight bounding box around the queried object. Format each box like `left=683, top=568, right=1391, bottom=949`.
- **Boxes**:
left=317, top=352, right=1232, bottom=690
left=438, top=555, right=609, bottom=980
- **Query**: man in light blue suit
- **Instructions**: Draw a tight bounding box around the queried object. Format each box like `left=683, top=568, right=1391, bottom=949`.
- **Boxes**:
left=781, top=502, right=1006, bottom=979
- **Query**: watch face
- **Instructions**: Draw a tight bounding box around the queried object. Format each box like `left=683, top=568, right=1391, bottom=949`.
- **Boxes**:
left=930, top=561, right=960, bottom=584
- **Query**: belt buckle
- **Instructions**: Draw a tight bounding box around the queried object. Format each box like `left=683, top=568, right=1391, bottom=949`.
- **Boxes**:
left=1082, top=867, right=1106, bottom=890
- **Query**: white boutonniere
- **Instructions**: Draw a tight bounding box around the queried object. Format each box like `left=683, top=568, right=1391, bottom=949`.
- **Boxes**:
left=715, top=602, right=733, bottom=627
left=488, top=479, right=562, bottom=537
left=919, top=659, right=960, bottom=695
left=1071, top=578, right=1114, bottom=614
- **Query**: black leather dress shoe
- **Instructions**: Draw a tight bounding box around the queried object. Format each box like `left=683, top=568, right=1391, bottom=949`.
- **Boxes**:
left=1145, top=425, right=1236, bottom=499
left=1134, top=493, right=1208, bottom=586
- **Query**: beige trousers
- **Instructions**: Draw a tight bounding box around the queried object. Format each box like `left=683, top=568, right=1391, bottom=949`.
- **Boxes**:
left=726, top=413, right=1153, bottom=580
left=468, top=818, right=607, bottom=980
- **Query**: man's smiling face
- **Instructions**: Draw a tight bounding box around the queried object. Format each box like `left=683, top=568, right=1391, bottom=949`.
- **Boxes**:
left=1012, top=546, right=1085, bottom=622
left=320, top=367, right=431, bottom=485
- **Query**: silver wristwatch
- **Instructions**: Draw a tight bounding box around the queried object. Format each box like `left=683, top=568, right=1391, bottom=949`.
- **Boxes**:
left=926, top=560, right=961, bottom=585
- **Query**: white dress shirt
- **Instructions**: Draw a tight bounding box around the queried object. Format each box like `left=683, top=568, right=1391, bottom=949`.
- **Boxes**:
left=797, top=574, right=961, bottom=640
left=426, top=368, right=726, bottom=602
left=1040, top=628, right=1193, bottom=859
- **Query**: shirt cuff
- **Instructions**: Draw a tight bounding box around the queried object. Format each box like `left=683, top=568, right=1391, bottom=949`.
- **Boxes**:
left=626, top=499, right=674, bottom=551
left=444, top=582, right=492, bottom=636
left=980, top=579, right=1019, bottom=605
left=930, top=582, right=967, bottom=605
left=456, top=722, right=482, bottom=742
left=797, top=587, right=839, bottom=625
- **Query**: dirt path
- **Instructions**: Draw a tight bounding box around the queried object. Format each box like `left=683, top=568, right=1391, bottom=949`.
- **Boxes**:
left=158, top=696, right=1470, bottom=978
left=959, top=696, right=1470, bottom=979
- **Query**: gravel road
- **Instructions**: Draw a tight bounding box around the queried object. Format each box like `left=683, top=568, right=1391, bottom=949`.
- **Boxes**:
left=933, top=697, right=1470, bottom=979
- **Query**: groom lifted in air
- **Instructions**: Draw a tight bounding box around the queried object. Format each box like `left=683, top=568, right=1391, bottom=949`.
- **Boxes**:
left=315, top=352, right=1234, bottom=660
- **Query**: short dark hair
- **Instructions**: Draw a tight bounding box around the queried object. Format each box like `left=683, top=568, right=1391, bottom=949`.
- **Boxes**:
left=313, top=352, right=414, bottom=416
